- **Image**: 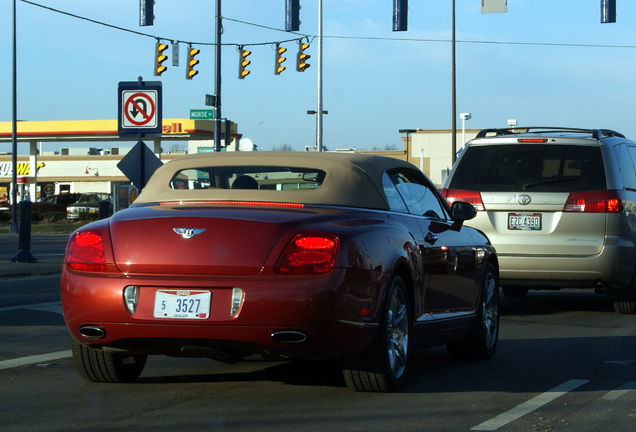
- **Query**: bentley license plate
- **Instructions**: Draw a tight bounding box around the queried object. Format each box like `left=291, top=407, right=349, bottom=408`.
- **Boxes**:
left=508, top=213, right=542, bottom=230
left=154, top=290, right=211, bottom=319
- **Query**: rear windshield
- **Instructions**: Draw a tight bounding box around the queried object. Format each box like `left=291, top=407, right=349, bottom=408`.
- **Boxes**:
left=169, top=166, right=325, bottom=191
left=449, top=144, right=605, bottom=192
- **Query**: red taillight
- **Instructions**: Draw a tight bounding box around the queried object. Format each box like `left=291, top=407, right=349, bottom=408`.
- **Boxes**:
left=159, top=201, right=304, bottom=208
left=440, top=188, right=485, bottom=211
left=518, top=138, right=548, bottom=143
left=563, top=190, right=623, bottom=213
left=274, top=233, right=339, bottom=274
left=65, top=229, right=107, bottom=272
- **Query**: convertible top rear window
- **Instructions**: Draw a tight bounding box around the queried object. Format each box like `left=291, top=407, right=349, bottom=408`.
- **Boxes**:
left=169, top=166, right=326, bottom=191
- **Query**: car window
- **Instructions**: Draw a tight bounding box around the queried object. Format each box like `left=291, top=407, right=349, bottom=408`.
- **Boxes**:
left=450, top=144, right=606, bottom=192
left=385, top=169, right=448, bottom=219
left=618, top=144, right=636, bottom=190
left=382, top=173, right=408, bottom=212
left=169, top=166, right=325, bottom=191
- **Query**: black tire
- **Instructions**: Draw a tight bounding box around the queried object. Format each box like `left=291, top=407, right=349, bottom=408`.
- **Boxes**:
left=71, top=338, right=147, bottom=383
left=342, top=275, right=410, bottom=392
left=447, top=262, right=499, bottom=361
left=613, top=277, right=636, bottom=314
left=502, top=286, right=528, bottom=298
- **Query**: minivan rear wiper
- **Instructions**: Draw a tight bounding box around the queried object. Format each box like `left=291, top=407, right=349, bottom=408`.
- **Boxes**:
left=523, top=177, right=578, bottom=189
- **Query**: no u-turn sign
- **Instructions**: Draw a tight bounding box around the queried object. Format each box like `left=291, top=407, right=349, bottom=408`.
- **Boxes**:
left=118, top=80, right=162, bottom=137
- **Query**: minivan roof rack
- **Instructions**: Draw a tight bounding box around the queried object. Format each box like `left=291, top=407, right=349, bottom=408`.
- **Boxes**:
left=474, top=127, right=625, bottom=139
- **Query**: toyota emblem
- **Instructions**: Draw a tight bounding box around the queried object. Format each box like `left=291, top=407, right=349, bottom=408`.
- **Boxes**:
left=518, top=195, right=531, bottom=205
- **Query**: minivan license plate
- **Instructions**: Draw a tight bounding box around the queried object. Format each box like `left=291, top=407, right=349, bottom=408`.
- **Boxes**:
left=154, top=290, right=211, bottom=319
left=508, top=213, right=542, bottom=230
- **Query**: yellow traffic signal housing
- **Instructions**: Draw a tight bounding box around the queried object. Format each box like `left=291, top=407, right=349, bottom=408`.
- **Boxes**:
left=239, top=49, right=251, bottom=79
left=187, top=47, right=200, bottom=80
left=275, top=46, right=287, bottom=75
left=155, top=42, right=168, bottom=76
left=297, top=42, right=310, bottom=72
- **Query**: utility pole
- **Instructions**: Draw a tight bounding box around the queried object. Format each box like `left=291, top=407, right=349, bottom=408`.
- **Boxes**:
left=316, top=0, right=324, bottom=152
left=10, top=0, right=18, bottom=233
left=451, top=0, right=457, bottom=165
left=214, top=0, right=222, bottom=152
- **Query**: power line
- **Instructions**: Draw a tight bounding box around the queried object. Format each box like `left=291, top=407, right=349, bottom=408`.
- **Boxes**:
left=19, top=0, right=636, bottom=50
left=19, top=0, right=304, bottom=48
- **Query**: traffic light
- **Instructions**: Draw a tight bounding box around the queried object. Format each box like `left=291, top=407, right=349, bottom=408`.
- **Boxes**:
left=275, top=46, right=287, bottom=75
left=155, top=41, right=168, bottom=76
left=285, top=0, right=300, bottom=32
left=186, top=47, right=200, bottom=80
left=297, top=42, right=310, bottom=72
left=601, top=0, right=616, bottom=23
left=392, top=0, right=408, bottom=31
left=140, top=0, right=154, bottom=26
left=239, top=49, right=251, bottom=79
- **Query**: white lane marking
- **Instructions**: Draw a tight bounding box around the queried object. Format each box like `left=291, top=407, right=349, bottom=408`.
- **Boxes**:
left=601, top=381, right=636, bottom=401
left=0, top=301, right=62, bottom=314
left=472, top=379, right=589, bottom=431
left=0, top=350, right=72, bottom=371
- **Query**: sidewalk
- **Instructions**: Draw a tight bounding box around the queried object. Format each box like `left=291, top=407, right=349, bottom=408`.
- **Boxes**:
left=0, top=258, right=63, bottom=278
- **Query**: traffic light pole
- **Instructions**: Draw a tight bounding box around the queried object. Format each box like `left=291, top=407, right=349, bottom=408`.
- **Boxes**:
left=214, top=0, right=222, bottom=152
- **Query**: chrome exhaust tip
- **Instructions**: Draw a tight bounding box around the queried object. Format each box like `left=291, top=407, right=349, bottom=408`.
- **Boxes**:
left=79, top=325, right=106, bottom=340
left=270, top=330, right=308, bottom=344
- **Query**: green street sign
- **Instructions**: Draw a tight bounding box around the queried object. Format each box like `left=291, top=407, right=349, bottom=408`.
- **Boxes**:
left=190, top=109, right=215, bottom=120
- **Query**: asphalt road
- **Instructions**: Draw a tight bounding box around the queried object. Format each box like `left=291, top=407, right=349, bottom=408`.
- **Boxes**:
left=1, top=237, right=635, bottom=431
left=0, top=233, right=67, bottom=278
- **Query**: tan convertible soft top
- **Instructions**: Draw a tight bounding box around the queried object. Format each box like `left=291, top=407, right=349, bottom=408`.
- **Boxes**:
left=135, top=152, right=421, bottom=210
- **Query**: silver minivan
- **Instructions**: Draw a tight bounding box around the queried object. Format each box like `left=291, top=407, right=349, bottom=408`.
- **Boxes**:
left=442, top=127, right=636, bottom=314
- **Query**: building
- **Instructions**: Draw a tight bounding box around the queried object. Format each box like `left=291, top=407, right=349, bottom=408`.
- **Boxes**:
left=1, top=118, right=474, bottom=205
left=0, top=118, right=240, bottom=203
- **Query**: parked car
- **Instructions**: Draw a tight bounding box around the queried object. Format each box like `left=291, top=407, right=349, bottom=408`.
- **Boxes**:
left=61, top=152, right=499, bottom=392
left=40, top=192, right=81, bottom=208
left=442, top=127, right=636, bottom=314
left=66, top=192, right=112, bottom=220
left=0, top=193, right=80, bottom=221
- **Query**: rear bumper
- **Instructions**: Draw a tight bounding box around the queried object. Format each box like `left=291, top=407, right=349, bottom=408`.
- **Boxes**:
left=498, top=238, right=635, bottom=289
left=61, top=266, right=385, bottom=359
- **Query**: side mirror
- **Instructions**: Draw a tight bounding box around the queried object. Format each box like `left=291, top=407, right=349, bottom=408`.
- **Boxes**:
left=450, top=201, right=477, bottom=221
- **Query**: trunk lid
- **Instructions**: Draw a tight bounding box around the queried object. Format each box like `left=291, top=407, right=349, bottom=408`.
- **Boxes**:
left=107, top=204, right=340, bottom=275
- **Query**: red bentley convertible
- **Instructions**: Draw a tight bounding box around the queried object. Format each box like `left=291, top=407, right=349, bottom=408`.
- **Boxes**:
left=61, top=152, right=499, bottom=392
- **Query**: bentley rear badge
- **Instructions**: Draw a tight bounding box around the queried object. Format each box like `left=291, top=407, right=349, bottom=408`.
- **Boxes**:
left=173, top=228, right=206, bottom=239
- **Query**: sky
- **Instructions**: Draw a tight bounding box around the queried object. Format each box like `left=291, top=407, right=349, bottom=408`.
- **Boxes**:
left=2, top=0, right=636, bottom=154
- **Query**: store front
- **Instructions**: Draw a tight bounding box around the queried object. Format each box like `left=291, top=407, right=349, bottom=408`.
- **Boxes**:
left=0, top=118, right=240, bottom=205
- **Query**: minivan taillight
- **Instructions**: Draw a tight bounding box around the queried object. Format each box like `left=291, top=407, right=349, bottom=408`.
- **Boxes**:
left=440, top=189, right=485, bottom=211
left=65, top=229, right=107, bottom=272
left=274, top=233, right=339, bottom=274
left=563, top=190, right=623, bottom=213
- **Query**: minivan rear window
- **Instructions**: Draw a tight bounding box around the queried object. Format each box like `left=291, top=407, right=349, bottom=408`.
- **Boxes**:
left=450, top=144, right=605, bottom=192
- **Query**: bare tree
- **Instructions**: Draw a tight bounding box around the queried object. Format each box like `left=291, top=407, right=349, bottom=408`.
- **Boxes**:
left=272, top=144, right=295, bottom=151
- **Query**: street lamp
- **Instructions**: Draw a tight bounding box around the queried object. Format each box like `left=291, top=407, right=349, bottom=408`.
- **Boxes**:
left=399, top=128, right=417, bottom=168
left=460, top=113, right=471, bottom=147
